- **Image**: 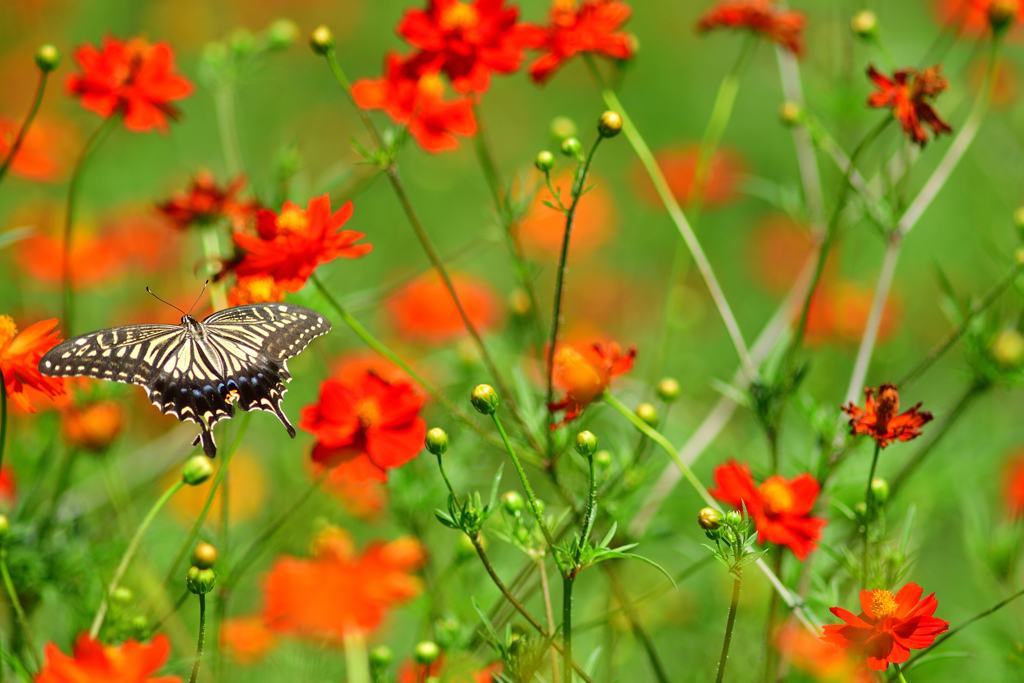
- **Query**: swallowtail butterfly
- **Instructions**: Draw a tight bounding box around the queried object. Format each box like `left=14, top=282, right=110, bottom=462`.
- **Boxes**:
left=38, top=302, right=331, bottom=457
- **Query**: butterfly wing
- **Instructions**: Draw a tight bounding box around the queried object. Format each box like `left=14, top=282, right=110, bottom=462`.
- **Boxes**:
left=39, top=324, right=185, bottom=386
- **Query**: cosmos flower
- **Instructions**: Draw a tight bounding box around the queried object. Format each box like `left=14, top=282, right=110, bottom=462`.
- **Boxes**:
left=775, top=622, right=874, bottom=683
left=841, top=383, right=933, bottom=448
left=548, top=340, right=635, bottom=427
left=60, top=399, right=124, bottom=451
left=220, top=617, right=278, bottom=665
left=822, top=583, right=949, bottom=671
left=0, top=315, right=64, bottom=412
left=0, top=115, right=68, bottom=181
left=628, top=145, right=746, bottom=210
left=696, top=1, right=807, bottom=56
left=527, top=0, right=636, bottom=84
left=1001, top=449, right=1024, bottom=517
left=517, top=170, right=616, bottom=260
left=386, top=271, right=501, bottom=342
left=156, top=171, right=258, bottom=231
left=866, top=65, right=952, bottom=146
left=36, top=633, right=181, bottom=683
left=226, top=276, right=286, bottom=308
left=65, top=35, right=193, bottom=133
left=933, top=0, right=1024, bottom=36
left=804, top=280, right=901, bottom=347
left=316, top=454, right=389, bottom=520
left=709, top=459, right=826, bottom=560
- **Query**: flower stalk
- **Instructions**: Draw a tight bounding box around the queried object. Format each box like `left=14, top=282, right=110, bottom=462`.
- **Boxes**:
left=0, top=545, right=39, bottom=669
left=862, top=442, right=882, bottom=590
left=189, top=594, right=207, bottom=683
left=716, top=575, right=742, bottom=683
left=0, top=67, right=50, bottom=185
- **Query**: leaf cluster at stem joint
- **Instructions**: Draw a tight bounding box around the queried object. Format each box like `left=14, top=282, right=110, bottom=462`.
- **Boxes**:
left=433, top=465, right=504, bottom=538
left=703, top=506, right=768, bottom=577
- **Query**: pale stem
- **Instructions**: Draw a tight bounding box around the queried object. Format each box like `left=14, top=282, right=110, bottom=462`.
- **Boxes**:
left=537, top=556, right=559, bottom=683
left=343, top=631, right=371, bottom=683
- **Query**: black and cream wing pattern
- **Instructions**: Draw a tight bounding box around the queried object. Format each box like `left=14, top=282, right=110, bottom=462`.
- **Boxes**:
left=38, top=303, right=331, bottom=457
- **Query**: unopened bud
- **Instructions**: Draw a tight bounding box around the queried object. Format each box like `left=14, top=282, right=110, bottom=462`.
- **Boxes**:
left=656, top=377, right=680, bottom=402
left=698, top=507, right=722, bottom=530
left=456, top=531, right=481, bottom=559
left=502, top=491, right=524, bottom=514
left=369, top=645, right=393, bottom=669
left=598, top=111, right=623, bottom=138
left=470, top=384, right=498, bottom=415
left=131, top=614, right=148, bottom=635
left=1014, top=206, right=1024, bottom=232
left=989, top=0, right=1017, bottom=34
left=534, top=499, right=546, bottom=515
left=434, top=616, right=460, bottom=649
left=1016, top=247, right=1024, bottom=265
left=992, top=329, right=1024, bottom=366
left=779, top=101, right=803, bottom=126
left=550, top=116, right=577, bottom=142
left=414, top=640, right=440, bottom=665
left=870, top=478, right=890, bottom=504
left=111, top=586, right=133, bottom=607
left=34, top=44, right=61, bottom=72
left=0, top=515, right=9, bottom=542
left=635, top=402, right=658, bottom=427
left=509, top=288, right=532, bottom=316
left=535, top=150, right=555, bottom=172
left=574, top=430, right=598, bottom=457
left=230, top=28, right=256, bottom=57
left=193, top=542, right=218, bottom=570
left=560, top=137, right=582, bottom=158
left=186, top=566, right=217, bottom=595
left=854, top=501, right=868, bottom=518
left=594, top=450, right=612, bottom=467
left=309, top=25, right=336, bottom=55
left=182, top=455, right=215, bottom=486
left=724, top=510, right=743, bottom=527
left=850, top=10, right=877, bottom=38
left=266, top=19, right=300, bottom=50
left=425, top=427, right=449, bottom=456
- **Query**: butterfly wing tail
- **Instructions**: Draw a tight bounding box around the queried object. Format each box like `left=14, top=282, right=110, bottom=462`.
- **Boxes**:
left=191, top=428, right=218, bottom=457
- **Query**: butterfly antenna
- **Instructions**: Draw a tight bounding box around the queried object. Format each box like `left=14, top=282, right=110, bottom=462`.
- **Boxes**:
left=188, top=280, right=209, bottom=315
left=146, top=287, right=187, bottom=315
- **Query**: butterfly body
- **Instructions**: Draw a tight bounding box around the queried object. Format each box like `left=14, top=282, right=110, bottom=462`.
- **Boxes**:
left=38, top=303, right=332, bottom=457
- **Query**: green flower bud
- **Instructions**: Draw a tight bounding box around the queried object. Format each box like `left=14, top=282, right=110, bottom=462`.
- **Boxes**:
left=182, top=455, right=215, bottom=486
left=560, top=137, right=582, bottom=158
left=779, top=101, right=803, bottom=127
left=470, top=384, right=498, bottom=415
left=594, top=450, right=612, bottom=467
left=534, top=499, right=546, bottom=515
left=414, top=640, right=440, bottom=665
left=131, top=614, right=149, bottom=636
left=186, top=566, right=217, bottom=595
left=850, top=10, right=877, bottom=38
left=456, top=531, right=481, bottom=559
left=502, top=491, right=524, bottom=514
left=369, top=644, right=393, bottom=669
left=656, top=377, right=681, bottom=403
left=854, top=501, right=868, bottom=518
left=434, top=616, right=461, bottom=649
left=200, top=42, right=228, bottom=71
left=193, top=542, right=217, bottom=570
left=990, top=0, right=1017, bottom=35
left=0, top=515, right=9, bottom=542
left=870, top=478, right=890, bottom=505
left=992, top=329, right=1024, bottom=366
left=698, top=507, right=722, bottom=530
left=229, top=28, right=256, bottom=57
left=724, top=510, right=743, bottom=527
left=635, top=402, right=658, bottom=427
left=266, top=19, right=300, bottom=50
left=534, top=150, right=555, bottom=172
left=597, top=111, right=623, bottom=138
left=550, top=116, right=577, bottom=142
left=111, top=586, right=133, bottom=607
left=574, top=430, right=598, bottom=457
left=425, top=427, right=449, bottom=456
left=34, top=44, right=61, bottom=72
left=1014, top=206, right=1024, bottom=231
left=309, top=25, right=336, bottom=55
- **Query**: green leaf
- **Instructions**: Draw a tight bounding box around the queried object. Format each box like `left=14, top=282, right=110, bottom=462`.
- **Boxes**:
left=599, top=522, right=618, bottom=549
left=488, top=464, right=504, bottom=512
left=613, top=552, right=676, bottom=587
left=471, top=597, right=503, bottom=647
left=434, top=510, right=459, bottom=529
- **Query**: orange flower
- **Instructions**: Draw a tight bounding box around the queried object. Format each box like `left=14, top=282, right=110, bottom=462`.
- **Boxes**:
left=697, top=1, right=807, bottom=56
left=516, top=171, right=616, bottom=260
left=867, top=65, right=952, bottom=146
left=776, top=622, right=874, bottom=683
left=260, top=527, right=425, bottom=641
left=386, top=271, right=501, bottom=342
left=628, top=145, right=745, bottom=210
left=822, top=583, right=949, bottom=671
left=841, top=383, right=933, bottom=448
left=61, top=399, right=124, bottom=451
left=0, top=316, right=64, bottom=412
left=18, top=230, right=125, bottom=289
left=1002, top=449, right=1024, bottom=517
left=0, top=465, right=15, bottom=509
left=934, top=0, right=1024, bottom=35
left=398, top=655, right=502, bottom=683
left=156, top=171, right=258, bottom=230
left=232, top=195, right=371, bottom=293
left=316, top=454, right=389, bottom=520
left=0, top=115, right=63, bottom=181
left=548, top=340, right=635, bottom=427
left=221, top=617, right=278, bottom=665
left=36, top=633, right=181, bottom=683
left=65, top=36, right=193, bottom=133
left=527, top=0, right=636, bottom=84
left=226, top=276, right=286, bottom=308
left=746, top=215, right=817, bottom=293
left=804, top=280, right=901, bottom=347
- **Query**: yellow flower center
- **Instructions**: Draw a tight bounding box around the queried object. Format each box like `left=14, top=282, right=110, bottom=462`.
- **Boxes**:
left=0, top=315, right=16, bottom=350
left=276, top=207, right=309, bottom=235
left=871, top=589, right=899, bottom=620
left=355, top=397, right=382, bottom=430
left=244, top=276, right=280, bottom=302
left=439, top=2, right=480, bottom=31
left=417, top=74, right=446, bottom=100
left=759, top=477, right=794, bottom=516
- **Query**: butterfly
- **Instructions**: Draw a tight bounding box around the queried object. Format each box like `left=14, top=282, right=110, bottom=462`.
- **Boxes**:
left=38, top=302, right=331, bottom=457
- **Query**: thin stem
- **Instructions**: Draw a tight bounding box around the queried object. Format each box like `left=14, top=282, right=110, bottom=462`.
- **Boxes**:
left=0, top=70, right=49, bottom=185
left=152, top=590, right=190, bottom=632
left=602, top=563, right=671, bottom=683
left=578, top=453, right=598, bottom=561
left=189, top=594, right=207, bottom=683
left=716, top=576, right=742, bottom=683
left=538, top=557, right=559, bottom=683
left=0, top=549, right=39, bottom=669
left=562, top=574, right=574, bottom=683
left=343, top=631, right=371, bottom=683
left=862, top=442, right=882, bottom=590
left=844, top=237, right=901, bottom=404
left=774, top=47, right=824, bottom=228
left=213, top=83, right=244, bottom=176
left=892, top=663, right=908, bottom=683
left=323, top=49, right=384, bottom=150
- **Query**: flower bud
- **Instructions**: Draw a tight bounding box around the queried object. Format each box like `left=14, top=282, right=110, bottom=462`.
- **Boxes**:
left=456, top=531, right=480, bottom=559
left=635, top=402, right=658, bottom=427
left=193, top=542, right=218, bottom=570
left=131, top=615, right=148, bottom=635
left=1016, top=247, right=1024, bottom=265
left=508, top=287, right=532, bottom=316
left=989, top=0, right=1017, bottom=34
left=870, top=478, right=890, bottom=504
left=550, top=116, right=577, bottom=142
left=266, top=19, right=300, bottom=50
left=470, top=384, right=498, bottom=415
left=425, top=427, right=449, bottom=456
left=502, top=491, right=524, bottom=514
left=594, top=450, right=612, bottom=467
left=111, top=586, right=133, bottom=607
left=230, top=28, right=256, bottom=57
left=34, top=44, right=61, bottom=72
left=850, top=10, right=877, bottom=38
left=182, top=455, right=215, bottom=486
left=0, top=515, right=9, bottom=542
left=560, top=137, right=582, bottom=158
left=853, top=501, right=867, bottom=518
left=698, top=507, right=722, bottom=530
left=414, top=640, right=440, bottom=665
left=534, top=499, right=546, bottom=515
left=724, top=510, right=743, bottom=527
left=534, top=150, right=555, bottom=173
left=434, top=616, right=460, bottom=650
left=309, top=25, right=336, bottom=55
left=992, top=329, right=1024, bottom=366
left=597, top=111, right=623, bottom=138
left=200, top=42, right=228, bottom=70
left=574, top=430, right=598, bottom=457
left=779, top=101, right=803, bottom=127
left=656, top=377, right=681, bottom=403
left=186, top=566, right=217, bottom=595
left=369, top=645, right=393, bottom=669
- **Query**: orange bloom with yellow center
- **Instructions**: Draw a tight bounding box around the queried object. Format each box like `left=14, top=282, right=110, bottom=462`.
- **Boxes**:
left=226, top=276, right=286, bottom=308
left=0, top=315, right=65, bottom=412
left=527, top=0, right=636, bottom=84
left=386, top=271, right=501, bottom=342
left=841, top=383, right=933, bottom=448
left=61, top=399, right=124, bottom=451
left=776, top=622, right=874, bottom=683
left=548, top=340, right=635, bottom=427
left=36, top=633, right=181, bottom=683
left=934, top=0, right=1024, bottom=36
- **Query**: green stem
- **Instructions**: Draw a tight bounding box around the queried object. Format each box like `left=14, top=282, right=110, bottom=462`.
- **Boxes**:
left=214, top=83, right=244, bottom=176
left=762, top=549, right=783, bottom=683
left=152, top=590, right=190, bottom=632
left=892, top=662, right=908, bottom=683
left=435, top=453, right=458, bottom=502
left=0, top=549, right=39, bottom=670
left=716, top=576, right=742, bottom=683
left=0, top=70, right=49, bottom=185
left=577, top=453, right=597, bottom=563
left=61, top=116, right=118, bottom=337
left=343, top=631, right=371, bottom=683
left=562, top=574, right=574, bottom=683
left=38, top=448, right=78, bottom=539
left=862, top=441, right=882, bottom=590
left=90, top=479, right=186, bottom=638
left=189, top=593, right=206, bottom=683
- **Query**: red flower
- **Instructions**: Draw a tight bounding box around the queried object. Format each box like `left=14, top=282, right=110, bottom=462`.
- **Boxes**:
left=157, top=172, right=258, bottom=231
left=36, top=633, right=181, bottom=683
left=397, top=0, right=544, bottom=93
left=226, top=276, right=286, bottom=308
left=300, top=371, right=427, bottom=474
left=548, top=340, right=635, bottom=427
left=386, top=271, right=502, bottom=342
left=1002, top=449, right=1024, bottom=517
left=1, top=316, right=64, bottom=413
left=775, top=622, right=874, bottom=683
left=0, top=465, right=16, bottom=509
left=65, top=36, right=193, bottom=133
left=822, top=583, right=950, bottom=671
left=61, top=399, right=124, bottom=451
left=696, top=1, right=807, bottom=56
left=841, top=383, right=933, bottom=448
left=934, top=0, right=1024, bottom=36
left=518, top=170, right=616, bottom=260
left=352, top=52, right=477, bottom=153
left=527, top=0, right=636, bottom=84
left=232, top=194, right=371, bottom=293
left=316, top=454, right=389, bottom=520
left=867, top=65, right=952, bottom=146
left=221, top=617, right=278, bottom=665
left=709, top=460, right=826, bottom=560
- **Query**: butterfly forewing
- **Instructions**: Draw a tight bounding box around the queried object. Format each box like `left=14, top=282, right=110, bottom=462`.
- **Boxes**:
left=202, top=302, right=331, bottom=361
left=39, top=325, right=186, bottom=385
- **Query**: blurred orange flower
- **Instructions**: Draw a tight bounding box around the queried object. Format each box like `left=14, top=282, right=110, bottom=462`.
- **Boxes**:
left=867, top=65, right=951, bottom=146
left=315, top=454, right=389, bottom=520
left=548, top=339, right=635, bottom=427
left=398, top=655, right=502, bottom=683
left=0, top=315, right=64, bottom=413
left=1001, top=449, right=1024, bottom=517
left=697, top=1, right=806, bottom=56
left=527, top=0, right=636, bottom=84
left=221, top=617, right=278, bottom=665
left=157, top=171, right=258, bottom=231
left=66, top=36, right=193, bottom=133
left=0, top=465, right=17, bottom=509
left=747, top=215, right=816, bottom=293
left=61, top=399, right=124, bottom=451
left=842, top=383, right=933, bottom=449
left=0, top=115, right=64, bottom=181
left=775, top=622, right=873, bottom=683
left=36, top=633, right=181, bottom=683
left=386, top=271, right=501, bottom=342
left=934, top=0, right=1024, bottom=35
left=260, top=527, right=425, bottom=642
left=516, top=171, right=616, bottom=260
left=969, top=56, right=1019, bottom=107
left=803, top=280, right=900, bottom=347
left=629, top=145, right=745, bottom=209
left=164, top=450, right=267, bottom=526
left=333, top=351, right=411, bottom=385
left=226, top=276, right=286, bottom=308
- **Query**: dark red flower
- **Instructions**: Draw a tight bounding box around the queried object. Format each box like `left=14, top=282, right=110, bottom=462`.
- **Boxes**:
left=548, top=340, right=635, bottom=427
left=527, top=0, right=636, bottom=84
left=300, top=371, right=427, bottom=474
left=696, top=1, right=807, bottom=56
left=352, top=52, right=477, bottom=153
left=709, top=460, right=826, bottom=560
left=397, top=0, right=544, bottom=93
left=867, top=65, right=952, bottom=146
left=157, top=172, right=258, bottom=231
left=841, top=383, right=933, bottom=448
left=232, top=194, right=371, bottom=293
left=822, top=583, right=949, bottom=671
left=65, top=36, right=193, bottom=133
